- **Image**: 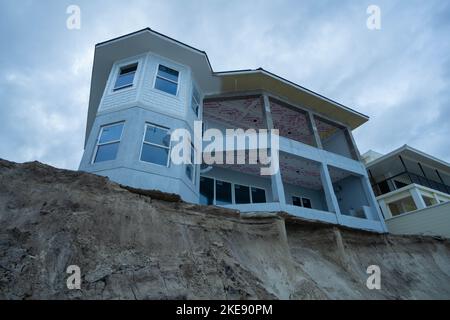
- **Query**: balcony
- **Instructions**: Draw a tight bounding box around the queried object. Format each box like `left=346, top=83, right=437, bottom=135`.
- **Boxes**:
left=377, top=183, right=450, bottom=218
left=372, top=171, right=450, bottom=197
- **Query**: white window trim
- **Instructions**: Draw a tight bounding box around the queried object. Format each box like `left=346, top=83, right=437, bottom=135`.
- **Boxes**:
left=139, top=123, right=172, bottom=168
left=111, top=61, right=140, bottom=93
left=153, top=64, right=180, bottom=97
left=91, top=121, right=125, bottom=164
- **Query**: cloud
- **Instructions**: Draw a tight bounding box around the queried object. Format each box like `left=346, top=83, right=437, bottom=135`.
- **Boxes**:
left=0, top=0, right=449, bottom=170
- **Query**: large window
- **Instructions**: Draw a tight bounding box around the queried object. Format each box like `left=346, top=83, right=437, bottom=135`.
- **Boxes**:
left=191, top=85, right=201, bottom=117
left=199, top=176, right=267, bottom=205
left=140, top=124, right=171, bottom=166
left=154, top=65, right=179, bottom=95
left=114, top=63, right=137, bottom=91
left=251, top=187, right=266, bottom=203
left=216, top=180, right=232, bottom=205
left=185, top=143, right=196, bottom=183
left=234, top=184, right=251, bottom=204
left=93, top=122, right=124, bottom=163
left=200, top=177, right=214, bottom=205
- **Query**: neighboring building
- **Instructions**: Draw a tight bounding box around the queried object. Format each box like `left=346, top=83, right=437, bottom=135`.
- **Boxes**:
left=79, top=28, right=387, bottom=233
left=363, top=145, right=450, bottom=238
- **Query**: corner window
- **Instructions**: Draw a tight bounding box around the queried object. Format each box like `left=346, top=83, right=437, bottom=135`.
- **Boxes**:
left=191, top=85, right=201, bottom=117
left=185, top=143, right=196, bottom=182
left=154, top=65, right=179, bottom=95
left=114, top=63, right=137, bottom=91
left=140, top=124, right=171, bottom=166
left=93, top=122, right=124, bottom=163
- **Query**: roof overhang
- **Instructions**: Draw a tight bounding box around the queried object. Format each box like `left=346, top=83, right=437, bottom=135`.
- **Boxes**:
left=366, top=145, right=450, bottom=175
left=211, top=69, right=369, bottom=129
left=85, top=28, right=370, bottom=146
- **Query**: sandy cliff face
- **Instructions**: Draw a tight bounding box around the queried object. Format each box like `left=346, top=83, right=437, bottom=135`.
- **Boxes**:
left=0, top=159, right=449, bottom=299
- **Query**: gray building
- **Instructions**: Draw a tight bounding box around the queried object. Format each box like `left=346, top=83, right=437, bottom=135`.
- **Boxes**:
left=79, top=28, right=386, bottom=233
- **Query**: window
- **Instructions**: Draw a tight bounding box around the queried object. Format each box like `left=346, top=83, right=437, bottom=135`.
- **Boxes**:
left=154, top=65, right=179, bottom=95
left=200, top=176, right=267, bottom=206
left=292, top=196, right=312, bottom=208
left=292, top=196, right=302, bottom=207
left=234, top=184, right=251, bottom=204
left=191, top=85, right=201, bottom=117
left=200, top=177, right=214, bottom=205
left=140, top=124, right=171, bottom=166
left=302, top=198, right=312, bottom=208
left=93, top=122, right=124, bottom=163
left=114, top=63, right=137, bottom=91
left=185, top=143, right=196, bottom=182
left=216, top=180, right=232, bottom=205
left=251, top=187, right=266, bottom=203
left=422, top=195, right=437, bottom=207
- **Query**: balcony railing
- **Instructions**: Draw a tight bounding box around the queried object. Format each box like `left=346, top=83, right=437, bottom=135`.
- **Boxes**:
left=372, top=171, right=450, bottom=197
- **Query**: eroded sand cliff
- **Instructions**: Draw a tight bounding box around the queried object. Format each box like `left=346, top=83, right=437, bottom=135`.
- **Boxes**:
left=1, top=159, right=449, bottom=299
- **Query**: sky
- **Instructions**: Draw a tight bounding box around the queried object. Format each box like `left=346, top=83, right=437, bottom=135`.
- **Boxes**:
left=0, top=0, right=449, bottom=169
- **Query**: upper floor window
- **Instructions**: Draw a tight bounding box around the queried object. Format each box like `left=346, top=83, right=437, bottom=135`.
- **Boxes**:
left=154, top=65, right=179, bottom=95
left=191, top=85, right=201, bottom=117
left=140, top=123, right=171, bottom=166
left=114, top=63, right=138, bottom=91
left=93, top=122, right=124, bottom=163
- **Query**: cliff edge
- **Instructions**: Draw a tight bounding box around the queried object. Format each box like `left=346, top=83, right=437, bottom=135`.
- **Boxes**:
left=1, top=159, right=449, bottom=299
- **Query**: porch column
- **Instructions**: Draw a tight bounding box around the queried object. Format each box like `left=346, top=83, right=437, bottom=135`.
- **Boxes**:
left=319, top=163, right=342, bottom=222
left=378, top=199, right=390, bottom=219
left=345, top=128, right=362, bottom=161
left=262, top=94, right=286, bottom=205
left=410, top=187, right=427, bottom=210
left=307, top=111, right=323, bottom=149
left=360, top=175, right=388, bottom=231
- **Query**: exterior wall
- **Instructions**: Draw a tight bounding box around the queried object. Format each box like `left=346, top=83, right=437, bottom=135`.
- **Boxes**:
left=386, top=202, right=450, bottom=238
left=283, top=184, right=327, bottom=211
left=333, top=175, right=371, bottom=218
left=80, top=51, right=201, bottom=203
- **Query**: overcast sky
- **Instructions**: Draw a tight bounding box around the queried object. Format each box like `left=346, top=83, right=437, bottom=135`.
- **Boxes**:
left=0, top=0, right=449, bottom=169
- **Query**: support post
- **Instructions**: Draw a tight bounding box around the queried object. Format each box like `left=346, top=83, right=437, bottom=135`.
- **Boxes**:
left=378, top=199, right=390, bottom=219
left=262, top=94, right=286, bottom=205
left=409, top=187, right=427, bottom=210
left=345, top=128, right=362, bottom=161
left=307, top=111, right=323, bottom=149
left=360, top=175, right=388, bottom=231
left=319, top=163, right=342, bottom=222
left=435, top=169, right=450, bottom=194
left=399, top=155, right=413, bottom=185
